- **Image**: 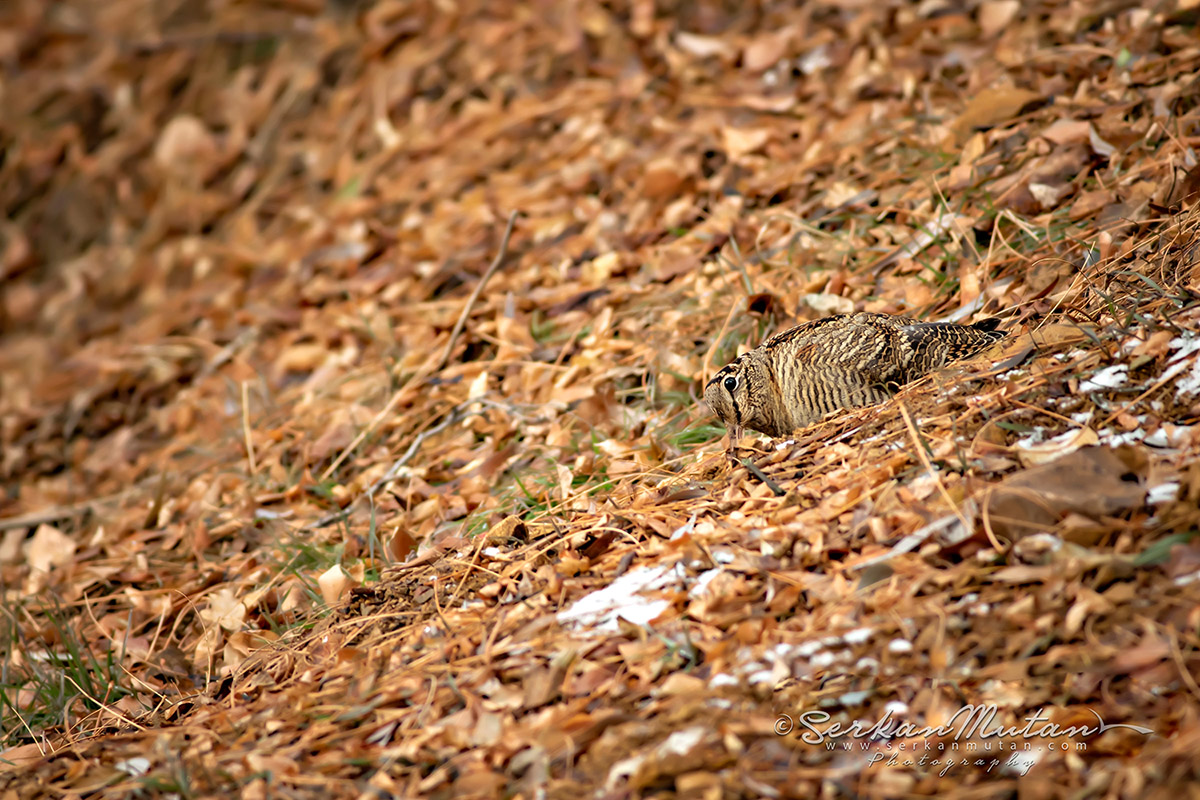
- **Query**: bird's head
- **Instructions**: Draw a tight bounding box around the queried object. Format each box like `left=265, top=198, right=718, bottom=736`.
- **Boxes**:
left=703, top=352, right=771, bottom=441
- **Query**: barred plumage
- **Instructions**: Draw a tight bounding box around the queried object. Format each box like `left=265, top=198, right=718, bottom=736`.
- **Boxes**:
left=703, top=312, right=1007, bottom=440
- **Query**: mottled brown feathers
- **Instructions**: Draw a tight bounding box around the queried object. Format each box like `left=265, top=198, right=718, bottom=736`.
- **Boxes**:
left=703, top=312, right=1007, bottom=439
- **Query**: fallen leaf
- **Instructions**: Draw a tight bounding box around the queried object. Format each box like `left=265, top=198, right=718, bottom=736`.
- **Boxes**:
left=978, top=0, right=1020, bottom=36
left=23, top=524, right=75, bottom=573
left=1040, top=118, right=1091, bottom=146
left=742, top=29, right=793, bottom=73
left=722, top=127, right=773, bottom=158
left=948, top=86, right=1041, bottom=145
left=1015, top=427, right=1099, bottom=466
left=984, top=446, right=1147, bottom=539
left=200, top=587, right=247, bottom=632
left=318, top=564, right=352, bottom=605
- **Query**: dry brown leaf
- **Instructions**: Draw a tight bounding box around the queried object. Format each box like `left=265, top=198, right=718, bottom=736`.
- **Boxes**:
left=1040, top=118, right=1091, bottom=146
left=948, top=86, right=1042, bottom=146
left=1070, top=188, right=1114, bottom=220
left=318, top=564, right=352, bottom=605
left=641, top=158, right=691, bottom=200
left=984, top=446, right=1147, bottom=539
left=154, top=114, right=219, bottom=180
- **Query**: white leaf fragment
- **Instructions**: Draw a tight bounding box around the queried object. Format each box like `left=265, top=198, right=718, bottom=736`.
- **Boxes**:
left=557, top=565, right=673, bottom=632
left=1165, top=335, right=1200, bottom=398
left=1079, top=364, right=1127, bottom=392
left=1147, top=482, right=1180, bottom=505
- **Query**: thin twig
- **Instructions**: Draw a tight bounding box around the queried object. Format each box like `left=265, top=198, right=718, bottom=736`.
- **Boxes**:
left=1096, top=368, right=1178, bottom=429
left=0, top=507, right=85, bottom=532
left=703, top=296, right=741, bottom=385
left=1167, top=626, right=1200, bottom=705
left=61, top=673, right=146, bottom=735
left=897, top=402, right=989, bottom=548
left=435, top=210, right=521, bottom=374
left=241, top=381, right=257, bottom=476
left=307, top=406, right=480, bottom=529
left=320, top=210, right=519, bottom=481
left=0, top=488, right=143, bottom=532
left=740, top=458, right=785, bottom=496
left=717, top=234, right=754, bottom=296
left=447, top=533, right=491, bottom=609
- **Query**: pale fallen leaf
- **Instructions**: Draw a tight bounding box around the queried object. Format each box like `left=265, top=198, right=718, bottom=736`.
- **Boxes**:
left=1016, top=427, right=1100, bottom=466
left=246, top=752, right=298, bottom=777
left=556, top=463, right=573, bottom=500
left=200, top=587, right=247, bottom=632
left=277, top=342, right=329, bottom=374
left=23, top=524, right=75, bottom=573
left=1089, top=124, right=1118, bottom=157
left=154, top=114, right=219, bottom=181
left=978, top=0, right=1020, bottom=37
left=1111, top=635, right=1170, bottom=673
left=0, top=528, right=26, bottom=565
left=1041, top=118, right=1091, bottom=146
left=583, top=252, right=621, bottom=285
left=674, top=32, right=734, bottom=59
left=225, top=630, right=279, bottom=665
left=824, top=181, right=866, bottom=207
left=1029, top=181, right=1070, bottom=209
left=803, top=293, right=855, bottom=315
left=722, top=127, right=772, bottom=158
left=742, top=29, right=792, bottom=72
left=318, top=564, right=351, bottom=605
left=467, top=369, right=489, bottom=401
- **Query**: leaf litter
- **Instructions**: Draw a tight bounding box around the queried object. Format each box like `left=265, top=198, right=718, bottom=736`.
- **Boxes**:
left=3, top=0, right=1200, bottom=796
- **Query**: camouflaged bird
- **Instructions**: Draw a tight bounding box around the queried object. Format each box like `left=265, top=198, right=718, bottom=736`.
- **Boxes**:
left=704, top=312, right=1007, bottom=440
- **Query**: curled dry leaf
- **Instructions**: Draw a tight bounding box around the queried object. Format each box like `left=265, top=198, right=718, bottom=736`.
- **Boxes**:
left=318, top=564, right=352, bottom=605
left=742, top=29, right=793, bottom=73
left=722, top=127, right=773, bottom=159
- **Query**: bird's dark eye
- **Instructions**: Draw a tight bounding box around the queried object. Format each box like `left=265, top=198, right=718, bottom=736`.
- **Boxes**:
left=723, top=376, right=737, bottom=392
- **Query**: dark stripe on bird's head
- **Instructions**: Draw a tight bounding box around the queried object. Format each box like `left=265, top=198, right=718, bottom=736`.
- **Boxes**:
left=705, top=361, right=739, bottom=390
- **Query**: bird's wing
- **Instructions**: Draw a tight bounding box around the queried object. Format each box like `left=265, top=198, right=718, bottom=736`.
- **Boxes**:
left=783, top=316, right=908, bottom=387
left=898, top=321, right=1007, bottom=371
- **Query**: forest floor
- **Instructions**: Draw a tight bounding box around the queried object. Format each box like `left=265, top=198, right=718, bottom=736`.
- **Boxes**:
left=3, top=0, right=1200, bottom=797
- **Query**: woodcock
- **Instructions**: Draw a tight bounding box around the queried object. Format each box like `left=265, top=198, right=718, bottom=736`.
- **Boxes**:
left=703, top=312, right=1007, bottom=440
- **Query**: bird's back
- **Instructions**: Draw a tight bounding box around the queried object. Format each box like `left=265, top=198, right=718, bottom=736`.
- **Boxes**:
left=762, top=315, right=911, bottom=429
left=755, top=313, right=1006, bottom=432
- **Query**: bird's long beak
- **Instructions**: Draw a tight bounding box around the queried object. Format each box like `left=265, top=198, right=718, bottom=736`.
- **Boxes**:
left=727, top=424, right=744, bottom=459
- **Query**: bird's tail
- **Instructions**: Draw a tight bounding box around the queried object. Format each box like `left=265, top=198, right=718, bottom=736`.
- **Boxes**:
left=900, top=319, right=1008, bottom=364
